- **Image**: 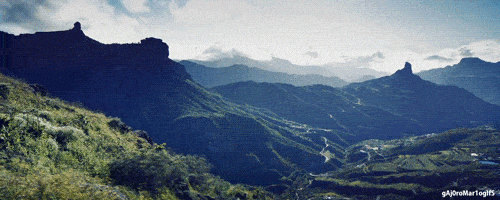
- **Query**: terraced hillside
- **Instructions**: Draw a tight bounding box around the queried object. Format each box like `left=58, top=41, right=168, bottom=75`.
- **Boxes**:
left=287, top=127, right=500, bottom=199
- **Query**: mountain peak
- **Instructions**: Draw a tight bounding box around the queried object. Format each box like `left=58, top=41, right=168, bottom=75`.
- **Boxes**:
left=458, top=57, right=485, bottom=65
left=394, top=62, right=413, bottom=76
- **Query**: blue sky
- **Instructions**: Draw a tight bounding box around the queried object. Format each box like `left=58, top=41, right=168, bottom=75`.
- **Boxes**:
left=1, top=0, right=499, bottom=73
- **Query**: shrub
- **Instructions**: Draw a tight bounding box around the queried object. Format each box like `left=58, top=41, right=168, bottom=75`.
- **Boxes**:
left=109, top=149, right=210, bottom=193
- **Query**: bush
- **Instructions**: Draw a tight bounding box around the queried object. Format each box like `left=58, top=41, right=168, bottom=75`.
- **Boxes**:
left=109, top=149, right=210, bottom=193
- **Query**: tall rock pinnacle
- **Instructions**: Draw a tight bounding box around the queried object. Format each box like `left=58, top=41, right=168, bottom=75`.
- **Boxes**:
left=394, top=62, right=413, bottom=76
left=73, top=22, right=81, bottom=31
left=402, top=62, right=413, bottom=74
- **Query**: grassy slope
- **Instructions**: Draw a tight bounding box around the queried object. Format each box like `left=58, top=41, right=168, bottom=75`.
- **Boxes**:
left=0, top=73, right=274, bottom=200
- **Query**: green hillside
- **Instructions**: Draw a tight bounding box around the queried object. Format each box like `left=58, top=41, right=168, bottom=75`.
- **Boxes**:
left=289, top=128, right=500, bottom=199
left=0, top=73, right=274, bottom=199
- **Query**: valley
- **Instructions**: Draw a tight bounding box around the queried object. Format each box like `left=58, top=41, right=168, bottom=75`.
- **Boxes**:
left=1, top=23, right=499, bottom=199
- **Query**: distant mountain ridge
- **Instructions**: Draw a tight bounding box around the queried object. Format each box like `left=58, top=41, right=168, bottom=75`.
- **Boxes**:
left=180, top=60, right=348, bottom=88
left=214, top=62, right=500, bottom=141
left=190, top=56, right=388, bottom=82
left=418, top=57, right=500, bottom=105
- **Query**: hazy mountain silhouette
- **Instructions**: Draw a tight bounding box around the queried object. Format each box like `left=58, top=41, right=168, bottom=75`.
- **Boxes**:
left=351, top=75, right=377, bottom=82
left=214, top=62, right=500, bottom=140
left=418, top=57, right=500, bottom=105
left=190, top=56, right=388, bottom=82
left=180, top=60, right=348, bottom=88
left=0, top=23, right=346, bottom=185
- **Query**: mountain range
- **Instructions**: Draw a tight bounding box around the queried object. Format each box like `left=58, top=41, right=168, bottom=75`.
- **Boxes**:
left=213, top=62, right=500, bottom=141
left=0, top=23, right=346, bottom=185
left=180, top=60, right=348, bottom=88
left=189, top=55, right=388, bottom=82
left=1, top=23, right=500, bottom=199
left=418, top=57, right=500, bottom=105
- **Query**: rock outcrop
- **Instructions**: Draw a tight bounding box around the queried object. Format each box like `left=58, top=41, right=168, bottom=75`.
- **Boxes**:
left=394, top=62, right=413, bottom=76
left=73, top=22, right=81, bottom=31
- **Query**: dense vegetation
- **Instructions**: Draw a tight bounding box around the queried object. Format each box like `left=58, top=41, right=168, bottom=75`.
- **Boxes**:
left=0, top=73, right=274, bottom=199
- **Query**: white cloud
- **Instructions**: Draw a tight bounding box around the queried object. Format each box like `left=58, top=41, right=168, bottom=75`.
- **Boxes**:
left=37, top=0, right=145, bottom=44
left=200, top=44, right=248, bottom=60
left=122, top=0, right=150, bottom=13
left=169, top=0, right=253, bottom=26
left=462, top=40, right=500, bottom=62
left=0, top=23, right=32, bottom=35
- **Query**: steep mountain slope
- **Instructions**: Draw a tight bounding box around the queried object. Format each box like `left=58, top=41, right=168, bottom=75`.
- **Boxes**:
left=213, top=81, right=421, bottom=142
left=180, top=60, right=348, bottom=88
left=214, top=62, right=500, bottom=141
left=0, top=73, right=275, bottom=199
left=418, top=57, right=500, bottom=105
left=0, top=23, right=344, bottom=185
left=190, top=56, right=388, bottom=82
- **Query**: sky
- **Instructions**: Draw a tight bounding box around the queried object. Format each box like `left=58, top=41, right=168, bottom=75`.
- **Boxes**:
left=1, top=0, right=499, bottom=73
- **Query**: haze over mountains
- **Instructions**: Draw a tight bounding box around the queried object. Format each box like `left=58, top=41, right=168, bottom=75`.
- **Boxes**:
left=418, top=57, right=500, bottom=105
left=180, top=60, right=348, bottom=88
left=189, top=55, right=388, bottom=82
left=1, top=23, right=500, bottom=199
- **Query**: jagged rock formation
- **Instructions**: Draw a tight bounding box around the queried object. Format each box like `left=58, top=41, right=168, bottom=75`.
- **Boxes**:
left=396, top=62, right=413, bottom=75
